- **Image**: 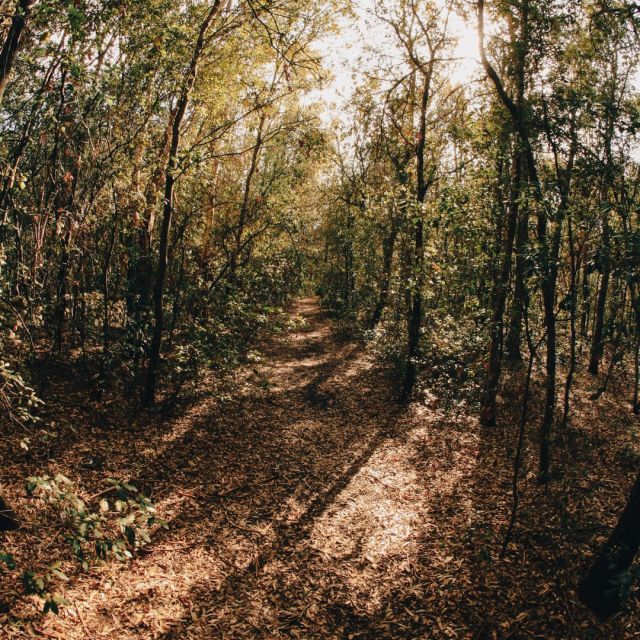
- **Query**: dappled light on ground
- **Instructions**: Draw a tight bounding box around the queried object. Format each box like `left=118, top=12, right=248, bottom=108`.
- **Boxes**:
left=2, top=299, right=638, bottom=639
left=309, top=439, right=430, bottom=613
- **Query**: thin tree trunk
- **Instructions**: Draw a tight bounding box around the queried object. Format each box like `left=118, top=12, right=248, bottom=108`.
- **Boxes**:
left=589, top=216, right=611, bottom=375
left=401, top=69, right=432, bottom=402
left=100, top=223, right=117, bottom=391
left=144, top=2, right=223, bottom=405
left=538, top=233, right=559, bottom=483
left=580, top=258, right=591, bottom=344
left=505, top=198, right=528, bottom=364
left=53, top=225, right=72, bottom=353
left=229, top=112, right=266, bottom=281
left=480, top=153, right=521, bottom=425
left=561, top=215, right=578, bottom=429
left=501, top=283, right=537, bottom=558
left=371, top=221, right=398, bottom=328
left=503, top=5, right=528, bottom=366
left=0, top=0, right=35, bottom=106
left=633, top=324, right=639, bottom=414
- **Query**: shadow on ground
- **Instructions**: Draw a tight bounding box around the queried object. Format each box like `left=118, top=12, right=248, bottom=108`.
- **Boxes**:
left=3, top=299, right=639, bottom=639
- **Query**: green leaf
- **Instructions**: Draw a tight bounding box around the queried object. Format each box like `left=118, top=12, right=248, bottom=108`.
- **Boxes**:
left=0, top=553, right=16, bottom=570
left=51, top=569, right=69, bottom=581
left=44, top=599, right=59, bottom=615
left=124, top=525, right=136, bottom=546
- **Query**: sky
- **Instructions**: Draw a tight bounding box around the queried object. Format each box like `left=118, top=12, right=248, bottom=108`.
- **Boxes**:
left=310, top=0, right=482, bottom=124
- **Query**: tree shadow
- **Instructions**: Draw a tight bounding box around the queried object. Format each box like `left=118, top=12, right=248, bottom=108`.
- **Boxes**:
left=8, top=299, right=409, bottom=637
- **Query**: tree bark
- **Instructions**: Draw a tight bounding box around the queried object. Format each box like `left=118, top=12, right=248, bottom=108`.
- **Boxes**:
left=579, top=470, right=640, bottom=620
left=561, top=215, right=578, bottom=428
left=144, top=2, right=223, bottom=406
left=229, top=111, right=266, bottom=281
left=401, top=69, right=431, bottom=402
left=0, top=495, right=20, bottom=531
left=371, top=220, right=398, bottom=328
left=0, top=0, right=35, bottom=106
left=589, top=215, right=611, bottom=375
left=505, top=199, right=528, bottom=364
left=480, top=152, right=520, bottom=426
left=537, top=228, right=560, bottom=483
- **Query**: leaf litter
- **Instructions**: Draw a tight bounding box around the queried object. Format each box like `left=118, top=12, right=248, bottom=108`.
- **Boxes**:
left=0, top=298, right=639, bottom=638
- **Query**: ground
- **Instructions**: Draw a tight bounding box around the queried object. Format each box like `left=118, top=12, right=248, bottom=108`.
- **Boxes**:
left=1, top=298, right=639, bottom=639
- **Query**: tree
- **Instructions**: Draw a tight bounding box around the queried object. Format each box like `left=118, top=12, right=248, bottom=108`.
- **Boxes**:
left=373, top=0, right=458, bottom=400
left=144, top=1, right=227, bottom=406
left=0, top=0, right=35, bottom=106
left=579, top=470, right=640, bottom=620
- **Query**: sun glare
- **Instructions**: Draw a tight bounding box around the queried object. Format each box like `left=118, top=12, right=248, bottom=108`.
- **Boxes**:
left=312, top=1, right=481, bottom=123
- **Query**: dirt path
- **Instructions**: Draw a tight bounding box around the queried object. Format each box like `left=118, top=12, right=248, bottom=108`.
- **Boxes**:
left=31, top=297, right=436, bottom=639
left=6, top=298, right=630, bottom=639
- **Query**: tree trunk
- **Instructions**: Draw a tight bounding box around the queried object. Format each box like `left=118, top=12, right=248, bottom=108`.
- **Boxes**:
left=503, top=4, right=529, bottom=367
left=402, top=226, right=422, bottom=400
left=634, top=326, right=639, bottom=414
left=626, top=284, right=640, bottom=413
left=371, top=221, right=398, bottom=328
left=561, top=215, right=578, bottom=428
left=0, top=0, right=35, bottom=106
left=53, top=224, right=72, bottom=353
left=144, top=2, right=222, bottom=405
left=401, top=69, right=432, bottom=402
left=480, top=153, right=520, bottom=425
left=579, top=470, right=640, bottom=620
left=538, top=237, right=559, bottom=483
left=505, top=200, right=528, bottom=364
left=580, top=258, right=591, bottom=344
left=589, top=216, right=611, bottom=375
left=229, top=112, right=266, bottom=283
left=0, top=496, right=20, bottom=531
left=100, top=223, right=117, bottom=392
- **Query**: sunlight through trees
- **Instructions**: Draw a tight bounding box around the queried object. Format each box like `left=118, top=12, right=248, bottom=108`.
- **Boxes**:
left=1, top=0, right=640, bottom=637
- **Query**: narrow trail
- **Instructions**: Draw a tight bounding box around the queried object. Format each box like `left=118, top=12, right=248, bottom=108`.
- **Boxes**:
left=38, top=297, right=460, bottom=639
left=7, top=298, right=623, bottom=639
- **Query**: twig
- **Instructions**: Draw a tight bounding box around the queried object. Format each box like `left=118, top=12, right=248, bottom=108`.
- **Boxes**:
left=75, top=604, right=90, bottom=638
left=220, top=505, right=268, bottom=538
left=86, top=486, right=117, bottom=502
left=33, top=627, right=63, bottom=639
left=500, top=292, right=545, bottom=558
left=1, top=297, right=36, bottom=360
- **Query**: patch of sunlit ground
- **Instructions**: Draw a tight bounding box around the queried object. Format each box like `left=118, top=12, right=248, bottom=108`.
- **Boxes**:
left=305, top=408, right=481, bottom=615
left=309, top=439, right=429, bottom=611
left=29, top=541, right=235, bottom=638
left=288, top=327, right=327, bottom=341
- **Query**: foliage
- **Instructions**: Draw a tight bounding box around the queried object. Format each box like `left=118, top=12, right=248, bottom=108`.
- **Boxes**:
left=0, top=0, right=640, bottom=629
left=15, top=475, right=166, bottom=613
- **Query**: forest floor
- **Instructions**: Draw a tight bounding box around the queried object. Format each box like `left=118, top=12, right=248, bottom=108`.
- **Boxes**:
left=1, top=298, right=640, bottom=639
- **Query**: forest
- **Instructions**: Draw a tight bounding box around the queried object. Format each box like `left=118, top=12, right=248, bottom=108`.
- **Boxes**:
left=0, top=0, right=640, bottom=638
